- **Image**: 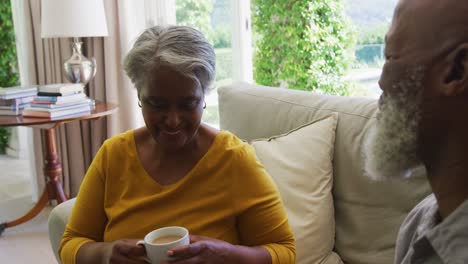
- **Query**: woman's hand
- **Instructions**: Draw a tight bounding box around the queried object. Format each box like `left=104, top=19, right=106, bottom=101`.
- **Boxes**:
left=163, top=235, right=237, bottom=264
left=104, top=239, right=148, bottom=264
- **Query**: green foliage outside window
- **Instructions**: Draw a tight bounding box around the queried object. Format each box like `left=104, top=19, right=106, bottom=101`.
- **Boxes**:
left=351, top=24, right=388, bottom=69
left=176, top=0, right=231, bottom=50
left=0, top=128, right=11, bottom=154
left=176, top=0, right=232, bottom=82
left=356, top=24, right=388, bottom=45
left=176, top=0, right=215, bottom=42
left=0, top=2, right=19, bottom=87
left=212, top=26, right=231, bottom=49
left=0, top=1, right=20, bottom=154
left=252, top=0, right=355, bottom=95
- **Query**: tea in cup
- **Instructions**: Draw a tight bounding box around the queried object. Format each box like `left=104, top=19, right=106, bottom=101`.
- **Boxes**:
left=137, top=226, right=189, bottom=264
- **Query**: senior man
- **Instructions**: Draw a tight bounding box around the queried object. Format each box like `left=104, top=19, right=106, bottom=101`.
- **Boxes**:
left=363, top=0, right=468, bottom=263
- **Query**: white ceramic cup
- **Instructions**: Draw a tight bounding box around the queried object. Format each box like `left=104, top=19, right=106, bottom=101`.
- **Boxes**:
left=137, top=226, right=190, bottom=264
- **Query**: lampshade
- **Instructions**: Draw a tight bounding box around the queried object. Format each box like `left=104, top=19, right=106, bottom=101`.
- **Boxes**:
left=41, top=0, right=109, bottom=38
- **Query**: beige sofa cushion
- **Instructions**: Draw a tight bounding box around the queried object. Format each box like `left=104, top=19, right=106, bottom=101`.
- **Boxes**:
left=218, top=82, right=431, bottom=264
left=252, top=114, right=343, bottom=264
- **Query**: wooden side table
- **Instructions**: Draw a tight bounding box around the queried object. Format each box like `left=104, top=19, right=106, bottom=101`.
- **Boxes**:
left=0, top=101, right=118, bottom=235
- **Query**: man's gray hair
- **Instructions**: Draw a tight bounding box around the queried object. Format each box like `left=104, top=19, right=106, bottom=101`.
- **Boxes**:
left=124, top=25, right=216, bottom=97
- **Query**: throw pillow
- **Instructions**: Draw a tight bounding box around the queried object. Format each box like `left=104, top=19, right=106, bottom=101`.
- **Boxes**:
left=251, top=113, right=343, bottom=264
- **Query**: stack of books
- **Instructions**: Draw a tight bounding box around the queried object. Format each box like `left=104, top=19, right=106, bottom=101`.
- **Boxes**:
left=23, top=83, right=92, bottom=119
left=0, top=86, right=38, bottom=116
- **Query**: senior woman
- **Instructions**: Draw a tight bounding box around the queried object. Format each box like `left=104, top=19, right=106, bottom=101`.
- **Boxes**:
left=59, top=25, right=295, bottom=264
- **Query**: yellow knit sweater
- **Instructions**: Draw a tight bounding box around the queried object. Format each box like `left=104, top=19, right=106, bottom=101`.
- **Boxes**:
left=59, top=130, right=295, bottom=264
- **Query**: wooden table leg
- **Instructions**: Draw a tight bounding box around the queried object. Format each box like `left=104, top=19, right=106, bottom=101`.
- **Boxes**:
left=0, top=188, right=49, bottom=233
left=43, top=128, right=68, bottom=203
left=0, top=128, right=67, bottom=235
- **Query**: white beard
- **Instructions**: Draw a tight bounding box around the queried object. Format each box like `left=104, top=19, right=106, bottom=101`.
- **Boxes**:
left=363, top=66, right=426, bottom=180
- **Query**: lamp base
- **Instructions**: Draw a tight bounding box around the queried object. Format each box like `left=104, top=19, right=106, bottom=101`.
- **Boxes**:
left=63, top=40, right=96, bottom=85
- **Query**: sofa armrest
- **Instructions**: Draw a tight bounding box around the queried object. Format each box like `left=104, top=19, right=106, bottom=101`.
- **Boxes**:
left=48, top=198, right=76, bottom=263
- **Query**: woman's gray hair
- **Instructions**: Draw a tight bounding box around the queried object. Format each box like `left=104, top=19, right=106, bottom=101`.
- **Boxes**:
left=123, top=25, right=216, bottom=97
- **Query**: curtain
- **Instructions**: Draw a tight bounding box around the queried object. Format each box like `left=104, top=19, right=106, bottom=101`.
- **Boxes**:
left=11, top=0, right=176, bottom=197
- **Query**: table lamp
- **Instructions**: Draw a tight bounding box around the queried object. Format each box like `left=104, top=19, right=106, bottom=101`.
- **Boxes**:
left=41, top=0, right=109, bottom=85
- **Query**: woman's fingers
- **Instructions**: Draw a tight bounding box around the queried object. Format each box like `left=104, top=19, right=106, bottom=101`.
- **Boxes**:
left=108, top=239, right=148, bottom=264
left=189, top=234, right=213, bottom=243
left=115, top=239, right=146, bottom=257
left=168, top=242, right=205, bottom=259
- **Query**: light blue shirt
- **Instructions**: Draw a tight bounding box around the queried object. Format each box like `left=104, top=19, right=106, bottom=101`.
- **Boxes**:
left=395, top=194, right=468, bottom=264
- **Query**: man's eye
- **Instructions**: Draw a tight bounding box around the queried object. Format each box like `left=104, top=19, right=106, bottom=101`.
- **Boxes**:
left=143, top=99, right=167, bottom=110
left=181, top=100, right=199, bottom=110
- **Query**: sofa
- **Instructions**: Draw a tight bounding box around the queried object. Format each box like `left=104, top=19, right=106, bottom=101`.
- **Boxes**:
left=48, top=82, right=431, bottom=263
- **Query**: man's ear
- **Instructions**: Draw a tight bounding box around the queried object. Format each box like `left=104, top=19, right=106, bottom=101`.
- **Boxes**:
left=442, top=43, right=468, bottom=96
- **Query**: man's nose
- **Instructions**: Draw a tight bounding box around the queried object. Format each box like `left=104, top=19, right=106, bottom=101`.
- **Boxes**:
left=165, top=110, right=181, bottom=128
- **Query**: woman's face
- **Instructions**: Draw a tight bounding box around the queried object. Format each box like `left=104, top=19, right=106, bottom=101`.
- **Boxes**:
left=141, top=66, right=204, bottom=152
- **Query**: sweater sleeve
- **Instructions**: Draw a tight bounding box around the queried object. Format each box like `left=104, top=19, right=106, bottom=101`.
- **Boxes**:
left=58, top=144, right=108, bottom=264
left=231, top=144, right=296, bottom=264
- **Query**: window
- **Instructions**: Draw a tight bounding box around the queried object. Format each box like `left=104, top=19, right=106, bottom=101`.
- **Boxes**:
left=250, top=0, right=399, bottom=98
left=174, top=0, right=395, bottom=113
left=345, top=0, right=398, bottom=98
left=176, top=0, right=252, bottom=127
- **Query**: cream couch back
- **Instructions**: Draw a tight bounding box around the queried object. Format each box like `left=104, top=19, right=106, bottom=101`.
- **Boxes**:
left=217, top=82, right=430, bottom=264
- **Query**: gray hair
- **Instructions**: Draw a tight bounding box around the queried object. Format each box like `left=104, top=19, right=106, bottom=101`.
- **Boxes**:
left=123, top=25, right=216, bottom=97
